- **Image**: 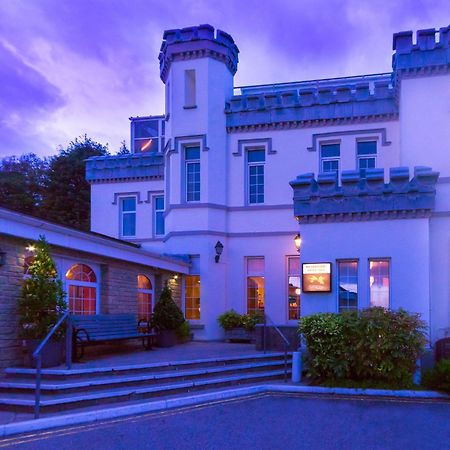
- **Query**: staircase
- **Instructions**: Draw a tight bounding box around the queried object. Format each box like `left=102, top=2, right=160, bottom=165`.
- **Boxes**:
left=0, top=353, right=291, bottom=414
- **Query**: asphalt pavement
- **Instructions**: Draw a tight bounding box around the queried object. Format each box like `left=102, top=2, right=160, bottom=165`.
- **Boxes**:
left=0, top=393, right=449, bottom=450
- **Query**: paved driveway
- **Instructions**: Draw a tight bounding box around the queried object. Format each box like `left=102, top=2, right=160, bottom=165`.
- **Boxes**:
left=1, top=394, right=449, bottom=449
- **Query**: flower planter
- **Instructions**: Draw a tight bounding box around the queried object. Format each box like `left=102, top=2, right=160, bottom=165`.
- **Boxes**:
left=157, top=329, right=177, bottom=348
left=225, top=327, right=255, bottom=343
left=26, top=339, right=63, bottom=368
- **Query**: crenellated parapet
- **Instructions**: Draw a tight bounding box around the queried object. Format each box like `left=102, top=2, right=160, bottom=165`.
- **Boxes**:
left=393, top=25, right=450, bottom=76
left=159, top=24, right=239, bottom=82
left=290, top=167, right=439, bottom=223
left=225, top=75, right=397, bottom=131
left=86, top=153, right=164, bottom=183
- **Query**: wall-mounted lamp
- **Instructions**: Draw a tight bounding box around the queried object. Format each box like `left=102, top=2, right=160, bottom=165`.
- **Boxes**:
left=294, top=233, right=302, bottom=253
left=0, top=250, right=6, bottom=266
left=26, top=245, right=36, bottom=253
left=214, top=241, right=224, bottom=263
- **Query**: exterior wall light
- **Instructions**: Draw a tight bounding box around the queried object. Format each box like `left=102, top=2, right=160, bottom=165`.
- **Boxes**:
left=214, top=241, right=224, bottom=263
left=26, top=245, right=36, bottom=253
left=294, top=233, right=302, bottom=253
left=0, top=250, right=6, bottom=266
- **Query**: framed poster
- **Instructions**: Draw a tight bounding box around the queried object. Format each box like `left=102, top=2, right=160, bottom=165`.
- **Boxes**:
left=302, top=262, right=332, bottom=293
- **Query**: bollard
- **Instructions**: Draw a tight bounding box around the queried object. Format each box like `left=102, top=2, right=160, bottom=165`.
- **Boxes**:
left=292, top=351, right=302, bottom=383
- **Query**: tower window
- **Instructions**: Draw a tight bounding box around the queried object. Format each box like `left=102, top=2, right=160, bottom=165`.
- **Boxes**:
left=184, top=70, right=196, bottom=107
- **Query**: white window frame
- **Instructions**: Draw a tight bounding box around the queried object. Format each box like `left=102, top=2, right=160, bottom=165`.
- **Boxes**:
left=153, top=194, right=165, bottom=237
left=131, top=117, right=165, bottom=153
left=184, top=145, right=201, bottom=203
left=368, top=258, right=391, bottom=309
left=246, top=148, right=265, bottom=205
left=319, top=141, right=341, bottom=174
left=287, top=255, right=301, bottom=322
left=337, top=259, right=359, bottom=313
left=119, top=196, right=137, bottom=238
left=356, top=139, right=377, bottom=175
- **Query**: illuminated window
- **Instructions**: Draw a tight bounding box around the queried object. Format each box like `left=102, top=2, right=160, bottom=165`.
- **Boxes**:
left=369, top=259, right=390, bottom=308
left=247, top=149, right=265, bottom=204
left=185, top=275, right=200, bottom=320
left=247, top=257, right=265, bottom=315
left=137, top=275, right=153, bottom=321
left=357, top=141, right=377, bottom=177
left=120, top=197, right=136, bottom=237
left=66, top=264, right=97, bottom=315
left=320, top=143, right=340, bottom=173
left=287, top=256, right=300, bottom=320
left=338, top=260, right=358, bottom=312
left=132, top=118, right=164, bottom=153
left=185, top=146, right=200, bottom=202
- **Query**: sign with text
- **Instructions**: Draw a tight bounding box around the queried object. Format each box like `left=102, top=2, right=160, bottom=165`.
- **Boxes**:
left=302, top=263, right=332, bottom=293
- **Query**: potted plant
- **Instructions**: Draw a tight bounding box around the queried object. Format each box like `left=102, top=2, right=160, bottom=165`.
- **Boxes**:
left=153, top=284, right=185, bottom=347
left=18, top=236, right=66, bottom=367
left=218, top=310, right=263, bottom=342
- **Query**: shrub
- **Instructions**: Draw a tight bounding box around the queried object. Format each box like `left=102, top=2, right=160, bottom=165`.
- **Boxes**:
left=176, top=320, right=191, bottom=339
left=217, top=310, right=242, bottom=330
left=18, top=236, right=66, bottom=340
left=240, top=313, right=264, bottom=331
left=299, top=307, right=427, bottom=387
left=422, top=359, right=450, bottom=393
left=153, top=285, right=185, bottom=331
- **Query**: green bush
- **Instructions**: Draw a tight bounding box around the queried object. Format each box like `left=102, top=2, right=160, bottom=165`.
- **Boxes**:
left=299, top=307, right=426, bottom=387
left=217, top=310, right=264, bottom=331
left=422, top=359, right=450, bottom=393
left=176, top=320, right=191, bottom=339
left=152, top=285, right=185, bottom=331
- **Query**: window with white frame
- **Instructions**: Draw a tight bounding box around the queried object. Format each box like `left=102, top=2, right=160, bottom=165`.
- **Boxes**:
left=137, top=274, right=153, bottom=321
left=246, top=257, right=265, bottom=315
left=185, top=146, right=200, bottom=202
left=369, top=259, right=390, bottom=308
left=357, top=141, right=377, bottom=176
left=185, top=275, right=201, bottom=320
left=247, top=149, right=265, bottom=204
left=154, top=195, right=165, bottom=236
left=320, top=143, right=340, bottom=173
left=120, top=197, right=136, bottom=237
left=184, top=70, right=196, bottom=107
left=66, top=264, right=97, bottom=315
left=132, top=118, right=164, bottom=153
left=287, top=256, right=301, bottom=320
left=338, top=260, right=358, bottom=312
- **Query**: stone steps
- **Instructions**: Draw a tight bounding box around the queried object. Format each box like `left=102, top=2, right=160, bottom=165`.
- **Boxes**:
left=0, top=353, right=291, bottom=413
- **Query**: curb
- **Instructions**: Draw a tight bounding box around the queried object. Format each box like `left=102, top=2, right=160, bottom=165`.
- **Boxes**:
left=0, top=384, right=448, bottom=438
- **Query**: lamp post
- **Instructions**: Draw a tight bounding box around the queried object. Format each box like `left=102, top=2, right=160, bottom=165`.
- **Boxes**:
left=214, top=241, right=224, bottom=263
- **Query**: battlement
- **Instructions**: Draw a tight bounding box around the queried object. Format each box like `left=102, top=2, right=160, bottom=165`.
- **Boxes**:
left=159, top=24, right=239, bottom=82
left=86, top=153, right=164, bottom=183
left=290, top=166, right=439, bottom=223
left=393, top=25, right=450, bottom=73
left=225, top=77, right=396, bottom=129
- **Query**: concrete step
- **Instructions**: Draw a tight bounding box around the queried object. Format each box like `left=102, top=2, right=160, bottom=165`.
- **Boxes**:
left=0, top=359, right=291, bottom=394
left=0, top=368, right=291, bottom=412
left=4, top=352, right=290, bottom=380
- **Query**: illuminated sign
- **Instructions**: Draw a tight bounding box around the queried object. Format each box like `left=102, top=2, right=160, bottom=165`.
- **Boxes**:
left=302, top=263, right=332, bottom=293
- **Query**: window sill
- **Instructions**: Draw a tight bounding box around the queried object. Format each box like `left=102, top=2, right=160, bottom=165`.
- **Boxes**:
left=183, top=105, right=197, bottom=110
left=188, top=323, right=205, bottom=330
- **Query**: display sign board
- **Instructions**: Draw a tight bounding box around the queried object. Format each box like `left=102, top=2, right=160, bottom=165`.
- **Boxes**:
left=302, top=263, right=332, bottom=293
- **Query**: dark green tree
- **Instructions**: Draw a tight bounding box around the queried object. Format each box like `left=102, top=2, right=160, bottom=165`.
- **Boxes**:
left=116, top=140, right=131, bottom=155
left=153, top=285, right=185, bottom=331
left=18, top=236, right=66, bottom=339
left=41, top=135, right=109, bottom=230
left=0, top=153, right=48, bottom=215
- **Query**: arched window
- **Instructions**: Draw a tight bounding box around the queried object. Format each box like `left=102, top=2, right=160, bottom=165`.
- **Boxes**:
left=66, top=264, right=97, bottom=315
left=137, top=274, right=153, bottom=321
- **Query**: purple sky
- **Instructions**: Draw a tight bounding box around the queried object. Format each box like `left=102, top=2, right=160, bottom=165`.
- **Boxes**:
left=1, top=0, right=449, bottom=157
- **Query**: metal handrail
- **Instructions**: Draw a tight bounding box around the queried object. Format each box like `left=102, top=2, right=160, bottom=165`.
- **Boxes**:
left=262, top=314, right=291, bottom=382
left=33, top=311, right=73, bottom=419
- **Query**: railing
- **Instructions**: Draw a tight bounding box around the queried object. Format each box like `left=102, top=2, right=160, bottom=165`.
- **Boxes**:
left=262, top=314, right=291, bottom=382
left=33, top=311, right=73, bottom=419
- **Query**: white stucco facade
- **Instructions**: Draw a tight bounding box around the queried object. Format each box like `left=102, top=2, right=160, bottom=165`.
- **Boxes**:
left=87, top=24, right=450, bottom=343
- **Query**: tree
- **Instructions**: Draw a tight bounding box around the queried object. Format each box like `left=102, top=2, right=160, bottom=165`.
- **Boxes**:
left=41, top=135, right=109, bottom=230
left=18, top=236, right=66, bottom=340
left=116, top=140, right=131, bottom=155
left=0, top=153, right=48, bottom=215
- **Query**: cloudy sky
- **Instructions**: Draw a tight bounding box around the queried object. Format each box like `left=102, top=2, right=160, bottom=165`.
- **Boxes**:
left=1, top=0, right=449, bottom=157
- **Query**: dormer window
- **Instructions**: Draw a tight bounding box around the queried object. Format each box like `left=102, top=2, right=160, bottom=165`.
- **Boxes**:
left=131, top=117, right=165, bottom=153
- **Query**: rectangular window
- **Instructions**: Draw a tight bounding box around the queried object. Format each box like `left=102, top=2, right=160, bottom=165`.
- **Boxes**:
left=133, top=119, right=160, bottom=153
left=287, top=256, right=301, bottom=320
left=120, top=197, right=136, bottom=237
left=247, top=257, right=265, bottom=315
left=320, top=143, right=340, bottom=173
left=185, top=146, right=200, bottom=202
left=154, top=196, right=165, bottom=236
left=338, top=260, right=358, bottom=312
left=369, top=259, right=390, bottom=308
left=247, top=149, right=265, bottom=204
left=185, top=275, right=200, bottom=320
left=185, top=70, right=196, bottom=107
left=357, top=141, right=377, bottom=177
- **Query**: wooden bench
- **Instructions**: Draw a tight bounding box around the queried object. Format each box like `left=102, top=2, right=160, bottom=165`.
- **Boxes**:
left=71, top=314, right=157, bottom=361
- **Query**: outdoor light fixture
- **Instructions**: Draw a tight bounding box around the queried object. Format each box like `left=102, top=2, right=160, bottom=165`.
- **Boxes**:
left=214, top=241, right=224, bottom=263
left=0, top=250, right=5, bottom=266
left=294, top=233, right=302, bottom=253
left=26, top=245, right=36, bottom=253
